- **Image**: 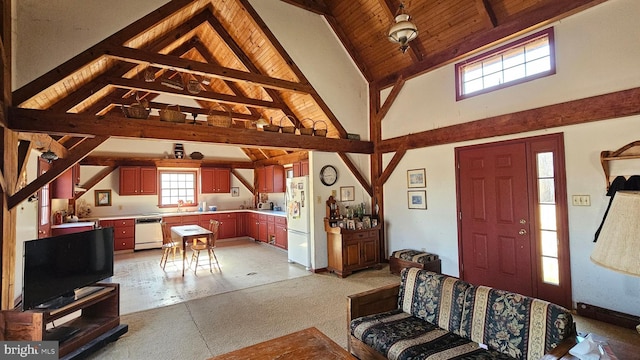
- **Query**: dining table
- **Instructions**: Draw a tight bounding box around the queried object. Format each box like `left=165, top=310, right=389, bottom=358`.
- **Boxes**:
left=170, top=224, right=213, bottom=276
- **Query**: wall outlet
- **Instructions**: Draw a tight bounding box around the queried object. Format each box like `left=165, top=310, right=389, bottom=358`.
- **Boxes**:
left=571, top=195, right=591, bottom=206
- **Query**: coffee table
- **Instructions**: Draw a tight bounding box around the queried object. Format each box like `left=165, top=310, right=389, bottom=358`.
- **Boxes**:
left=543, top=334, right=640, bottom=359
left=208, top=327, right=356, bottom=359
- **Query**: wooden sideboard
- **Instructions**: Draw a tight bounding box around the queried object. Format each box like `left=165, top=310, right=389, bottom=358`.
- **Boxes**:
left=325, top=219, right=380, bottom=278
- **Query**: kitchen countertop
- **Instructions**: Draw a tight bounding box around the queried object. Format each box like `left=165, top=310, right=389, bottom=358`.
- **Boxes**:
left=83, top=209, right=287, bottom=222
left=51, top=221, right=96, bottom=229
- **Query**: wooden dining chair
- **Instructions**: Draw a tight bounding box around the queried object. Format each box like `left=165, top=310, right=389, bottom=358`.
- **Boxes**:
left=160, top=221, right=182, bottom=270
left=189, top=219, right=221, bottom=273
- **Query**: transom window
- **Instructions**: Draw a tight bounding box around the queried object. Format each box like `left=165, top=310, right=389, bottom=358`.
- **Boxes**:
left=159, top=170, right=197, bottom=207
left=456, top=28, right=555, bottom=100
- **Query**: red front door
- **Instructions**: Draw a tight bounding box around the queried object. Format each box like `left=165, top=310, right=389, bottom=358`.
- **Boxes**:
left=457, top=142, right=533, bottom=295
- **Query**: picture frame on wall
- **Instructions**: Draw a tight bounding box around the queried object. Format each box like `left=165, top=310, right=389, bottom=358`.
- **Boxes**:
left=407, top=168, right=426, bottom=188
left=95, top=189, right=112, bottom=207
left=231, top=187, right=239, bottom=197
left=340, top=186, right=355, bottom=202
left=407, top=190, right=427, bottom=210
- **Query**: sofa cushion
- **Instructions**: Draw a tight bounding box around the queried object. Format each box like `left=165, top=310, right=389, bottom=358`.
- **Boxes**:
left=391, top=249, right=439, bottom=264
left=351, top=309, right=517, bottom=360
left=398, top=268, right=472, bottom=334
left=460, top=286, right=574, bottom=360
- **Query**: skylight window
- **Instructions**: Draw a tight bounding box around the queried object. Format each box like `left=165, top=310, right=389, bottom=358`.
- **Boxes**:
left=456, top=28, right=555, bottom=100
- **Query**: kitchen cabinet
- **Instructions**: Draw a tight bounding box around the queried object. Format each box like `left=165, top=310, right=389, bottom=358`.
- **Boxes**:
left=100, top=218, right=135, bottom=251
left=181, top=214, right=200, bottom=226
left=119, top=166, right=157, bottom=195
left=218, top=213, right=237, bottom=239
left=51, top=163, right=80, bottom=199
left=292, top=160, right=309, bottom=177
left=236, top=212, right=247, bottom=236
left=256, top=165, right=285, bottom=193
left=267, top=215, right=275, bottom=245
left=274, top=216, right=287, bottom=249
left=325, top=219, right=380, bottom=278
left=249, top=213, right=259, bottom=240
left=258, top=214, right=268, bottom=242
left=201, top=168, right=231, bottom=193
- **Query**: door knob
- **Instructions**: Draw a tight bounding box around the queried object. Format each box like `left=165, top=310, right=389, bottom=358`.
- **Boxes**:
left=519, top=229, right=527, bottom=235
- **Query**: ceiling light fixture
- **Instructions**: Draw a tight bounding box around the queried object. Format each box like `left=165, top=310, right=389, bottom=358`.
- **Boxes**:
left=40, top=149, right=58, bottom=163
left=388, top=3, right=418, bottom=54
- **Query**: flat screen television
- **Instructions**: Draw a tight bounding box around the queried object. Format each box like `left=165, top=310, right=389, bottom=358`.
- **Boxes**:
left=22, top=227, right=114, bottom=311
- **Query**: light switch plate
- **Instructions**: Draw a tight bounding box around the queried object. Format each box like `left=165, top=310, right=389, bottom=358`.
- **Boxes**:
left=572, top=195, right=591, bottom=206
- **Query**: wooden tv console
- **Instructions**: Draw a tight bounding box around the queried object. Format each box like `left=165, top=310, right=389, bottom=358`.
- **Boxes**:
left=0, top=283, right=127, bottom=358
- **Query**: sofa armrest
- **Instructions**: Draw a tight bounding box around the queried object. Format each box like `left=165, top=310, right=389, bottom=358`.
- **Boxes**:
left=347, top=283, right=400, bottom=325
left=539, top=335, right=578, bottom=360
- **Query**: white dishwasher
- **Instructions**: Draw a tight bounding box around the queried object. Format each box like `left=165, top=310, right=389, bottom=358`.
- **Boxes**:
left=134, top=217, right=163, bottom=250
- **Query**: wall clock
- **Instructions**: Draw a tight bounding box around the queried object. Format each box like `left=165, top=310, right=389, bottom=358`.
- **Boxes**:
left=319, top=165, right=338, bottom=186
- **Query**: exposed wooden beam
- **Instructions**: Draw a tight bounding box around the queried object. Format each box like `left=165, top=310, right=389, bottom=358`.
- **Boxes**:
left=279, top=0, right=330, bottom=15
left=231, top=169, right=254, bottom=194
left=375, top=0, right=607, bottom=88
left=8, top=136, right=108, bottom=210
left=378, top=86, right=640, bottom=153
left=254, top=151, right=308, bottom=166
left=104, top=46, right=314, bottom=95
left=239, top=0, right=348, bottom=138
left=379, top=145, right=407, bottom=186
left=104, top=76, right=281, bottom=110
left=9, top=107, right=373, bottom=154
left=74, top=165, right=117, bottom=200
left=324, top=15, right=374, bottom=83
left=475, top=0, right=498, bottom=28
left=12, top=0, right=196, bottom=106
left=48, top=10, right=213, bottom=112
left=15, top=140, right=32, bottom=193
left=113, top=98, right=260, bottom=121
left=338, top=152, right=372, bottom=197
left=376, top=75, right=405, bottom=123
left=79, top=156, right=254, bottom=169
left=17, top=133, right=68, bottom=158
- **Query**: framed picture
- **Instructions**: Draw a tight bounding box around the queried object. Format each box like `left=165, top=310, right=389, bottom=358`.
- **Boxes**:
left=407, top=168, right=426, bottom=188
left=340, top=186, right=355, bottom=202
left=362, top=216, right=371, bottom=229
left=95, top=189, right=112, bottom=207
left=346, top=219, right=356, bottom=230
left=371, top=218, right=378, bottom=227
left=408, top=190, right=427, bottom=210
left=231, top=187, right=239, bottom=197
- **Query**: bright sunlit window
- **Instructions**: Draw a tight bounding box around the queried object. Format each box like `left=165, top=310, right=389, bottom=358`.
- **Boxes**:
left=159, top=170, right=197, bottom=207
left=455, top=28, right=555, bottom=100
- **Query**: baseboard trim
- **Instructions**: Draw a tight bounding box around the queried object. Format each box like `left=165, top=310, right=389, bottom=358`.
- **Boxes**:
left=576, top=302, right=639, bottom=329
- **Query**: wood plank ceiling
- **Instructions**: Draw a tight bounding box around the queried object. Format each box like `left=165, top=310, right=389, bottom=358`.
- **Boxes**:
left=9, top=0, right=606, bottom=164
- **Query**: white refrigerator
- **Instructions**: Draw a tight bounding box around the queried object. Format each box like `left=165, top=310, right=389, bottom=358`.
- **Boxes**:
left=286, top=176, right=311, bottom=269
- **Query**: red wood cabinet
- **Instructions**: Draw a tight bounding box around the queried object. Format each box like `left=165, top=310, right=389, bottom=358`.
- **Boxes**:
left=258, top=214, right=268, bottom=242
left=201, top=168, right=231, bottom=193
left=249, top=213, right=259, bottom=239
left=100, top=218, right=134, bottom=251
left=51, top=164, right=80, bottom=199
left=256, top=165, right=285, bottom=193
left=119, top=166, right=157, bottom=195
left=267, top=215, right=275, bottom=244
left=218, top=213, right=237, bottom=239
left=181, top=214, right=200, bottom=226
left=292, top=160, right=309, bottom=177
left=274, top=216, right=287, bottom=249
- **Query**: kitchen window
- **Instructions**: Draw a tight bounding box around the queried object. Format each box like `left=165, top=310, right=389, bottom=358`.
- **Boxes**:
left=455, top=28, right=555, bottom=100
left=158, top=170, right=197, bottom=207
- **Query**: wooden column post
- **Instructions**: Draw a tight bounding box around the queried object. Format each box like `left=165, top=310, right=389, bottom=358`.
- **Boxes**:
left=369, top=83, right=385, bottom=262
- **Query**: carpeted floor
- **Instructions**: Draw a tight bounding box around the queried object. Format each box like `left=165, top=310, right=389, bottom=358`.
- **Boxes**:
left=90, top=265, right=399, bottom=359
left=87, top=238, right=639, bottom=359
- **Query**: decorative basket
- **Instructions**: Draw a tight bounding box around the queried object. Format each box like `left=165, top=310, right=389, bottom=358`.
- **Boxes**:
left=299, top=118, right=314, bottom=135
left=160, top=105, right=186, bottom=123
left=263, top=124, right=281, bottom=132
left=121, top=102, right=150, bottom=119
left=280, top=115, right=297, bottom=134
left=207, top=107, right=233, bottom=127
left=313, top=120, right=328, bottom=137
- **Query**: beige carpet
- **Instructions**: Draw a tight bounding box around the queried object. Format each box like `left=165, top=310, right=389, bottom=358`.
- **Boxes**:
left=89, top=266, right=399, bottom=359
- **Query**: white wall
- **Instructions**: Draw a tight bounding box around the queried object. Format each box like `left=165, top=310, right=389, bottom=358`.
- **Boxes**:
left=381, top=0, right=640, bottom=316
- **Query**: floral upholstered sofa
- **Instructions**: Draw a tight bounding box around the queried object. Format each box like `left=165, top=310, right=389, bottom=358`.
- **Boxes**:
left=348, top=268, right=576, bottom=360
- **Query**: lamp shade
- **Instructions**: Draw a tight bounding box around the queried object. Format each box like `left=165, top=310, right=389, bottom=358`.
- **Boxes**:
left=590, top=191, right=640, bottom=276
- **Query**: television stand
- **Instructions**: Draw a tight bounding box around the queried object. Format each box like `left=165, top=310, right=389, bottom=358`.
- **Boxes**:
left=0, top=283, right=127, bottom=358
